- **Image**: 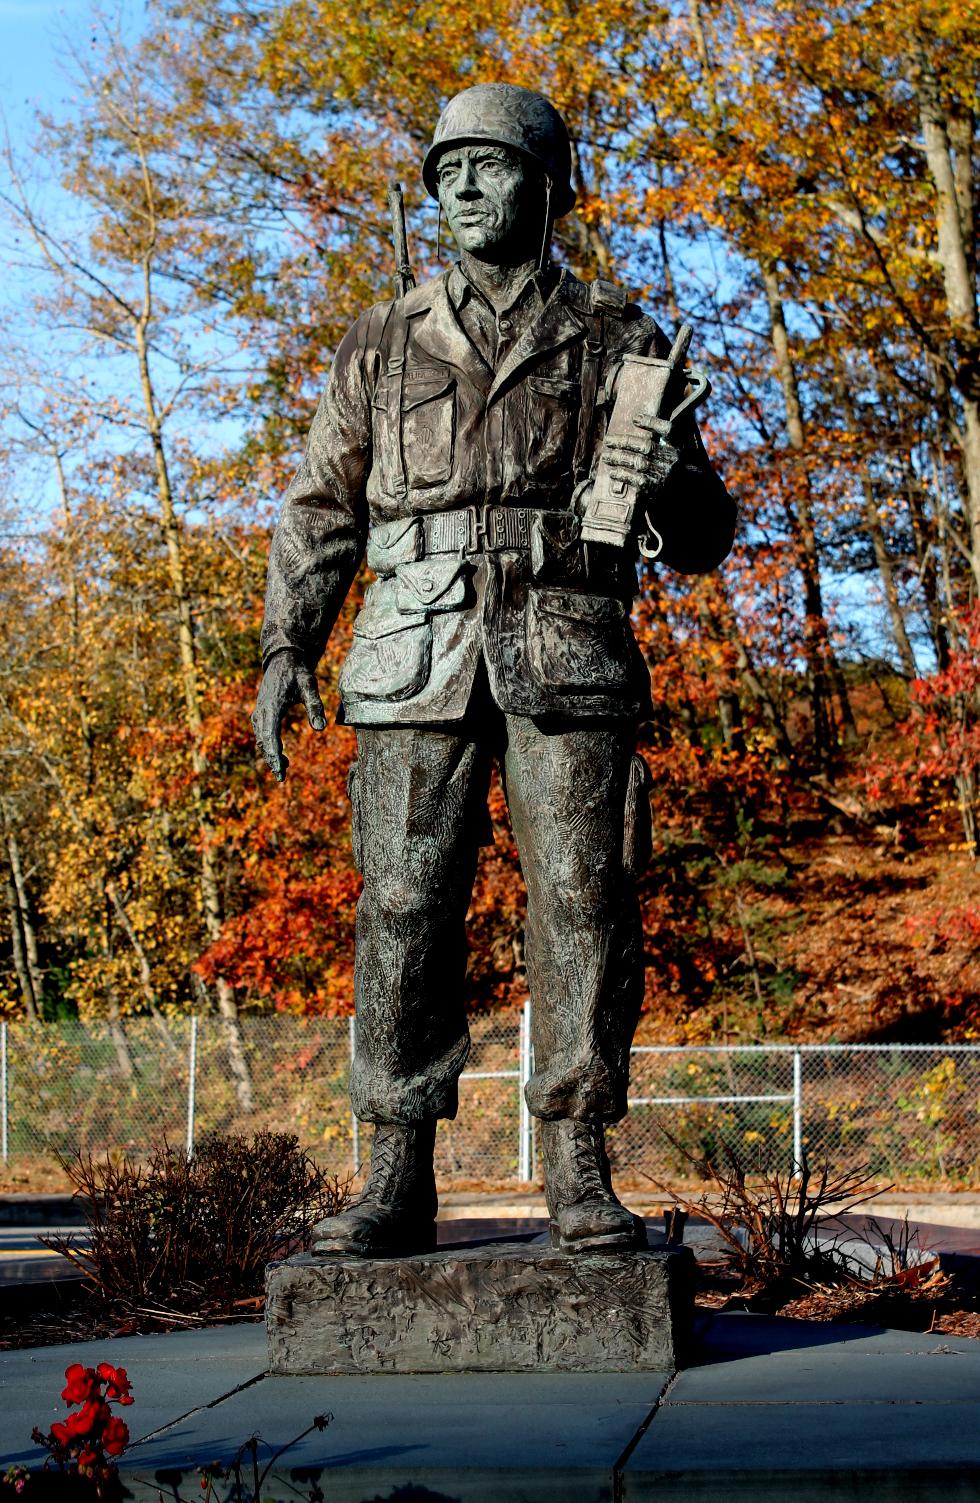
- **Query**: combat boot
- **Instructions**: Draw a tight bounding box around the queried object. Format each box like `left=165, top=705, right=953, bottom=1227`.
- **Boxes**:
left=312, top=1121, right=437, bottom=1257
left=541, top=1119, right=647, bottom=1254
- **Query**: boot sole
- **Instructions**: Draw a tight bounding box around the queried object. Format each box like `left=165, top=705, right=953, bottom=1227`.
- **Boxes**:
left=549, top=1220, right=648, bottom=1255
left=312, top=1228, right=437, bottom=1259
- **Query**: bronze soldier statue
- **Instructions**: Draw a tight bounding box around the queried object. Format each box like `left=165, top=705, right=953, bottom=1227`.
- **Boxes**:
left=252, top=84, right=735, bottom=1258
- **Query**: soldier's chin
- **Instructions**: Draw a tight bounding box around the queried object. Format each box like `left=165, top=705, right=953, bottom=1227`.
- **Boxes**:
left=453, top=219, right=505, bottom=251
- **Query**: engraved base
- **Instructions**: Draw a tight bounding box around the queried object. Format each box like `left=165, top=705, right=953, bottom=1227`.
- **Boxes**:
left=266, top=1241, right=694, bottom=1375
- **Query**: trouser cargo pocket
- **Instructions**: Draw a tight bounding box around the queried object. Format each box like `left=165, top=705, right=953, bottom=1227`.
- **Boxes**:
left=623, top=752, right=652, bottom=876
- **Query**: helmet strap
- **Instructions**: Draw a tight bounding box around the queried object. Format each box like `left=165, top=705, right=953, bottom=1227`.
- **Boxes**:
left=437, top=202, right=443, bottom=263
left=538, top=176, right=553, bottom=273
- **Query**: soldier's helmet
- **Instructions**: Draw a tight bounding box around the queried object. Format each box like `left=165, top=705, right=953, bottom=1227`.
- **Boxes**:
left=422, top=83, right=576, bottom=218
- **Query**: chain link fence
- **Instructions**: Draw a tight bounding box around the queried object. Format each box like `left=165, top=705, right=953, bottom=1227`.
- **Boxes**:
left=1, top=1018, right=978, bottom=1188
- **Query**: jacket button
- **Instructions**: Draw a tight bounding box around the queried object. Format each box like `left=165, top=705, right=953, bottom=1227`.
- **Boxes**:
left=418, top=575, right=435, bottom=593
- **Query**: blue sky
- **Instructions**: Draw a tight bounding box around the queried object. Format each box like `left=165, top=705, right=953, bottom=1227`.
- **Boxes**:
left=0, top=0, right=143, bottom=143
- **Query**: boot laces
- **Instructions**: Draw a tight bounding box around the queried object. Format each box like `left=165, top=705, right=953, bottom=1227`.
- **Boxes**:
left=365, top=1126, right=410, bottom=1202
left=568, top=1123, right=608, bottom=1196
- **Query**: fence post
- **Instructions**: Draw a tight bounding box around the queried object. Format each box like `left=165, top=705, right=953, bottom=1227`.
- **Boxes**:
left=1, top=1021, right=7, bottom=1163
left=518, top=999, right=532, bottom=1183
left=792, top=1047, right=803, bottom=1174
left=186, top=1015, right=198, bottom=1157
left=349, top=1015, right=361, bottom=1175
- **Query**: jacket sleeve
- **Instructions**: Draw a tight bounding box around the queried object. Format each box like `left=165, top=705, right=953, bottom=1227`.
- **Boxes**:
left=620, top=311, right=737, bottom=576
left=258, top=308, right=382, bottom=670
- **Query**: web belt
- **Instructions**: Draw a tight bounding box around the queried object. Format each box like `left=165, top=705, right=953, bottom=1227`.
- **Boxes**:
left=423, top=505, right=567, bottom=556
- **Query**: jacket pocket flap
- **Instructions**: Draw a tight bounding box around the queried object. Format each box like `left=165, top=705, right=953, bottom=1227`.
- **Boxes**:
left=528, top=376, right=579, bottom=403
left=395, top=557, right=468, bottom=612
left=352, top=603, right=426, bottom=641
left=342, top=611, right=432, bottom=702
left=402, top=377, right=455, bottom=412
left=370, top=516, right=420, bottom=550
left=529, top=589, right=626, bottom=626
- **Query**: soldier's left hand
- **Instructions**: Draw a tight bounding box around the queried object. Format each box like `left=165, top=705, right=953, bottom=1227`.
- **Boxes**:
left=601, top=415, right=680, bottom=510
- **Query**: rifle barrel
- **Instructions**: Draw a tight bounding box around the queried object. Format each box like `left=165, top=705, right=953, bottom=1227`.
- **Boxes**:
left=387, top=180, right=415, bottom=299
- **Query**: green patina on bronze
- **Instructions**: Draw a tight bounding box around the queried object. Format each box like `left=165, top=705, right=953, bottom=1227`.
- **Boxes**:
left=252, top=84, right=735, bottom=1259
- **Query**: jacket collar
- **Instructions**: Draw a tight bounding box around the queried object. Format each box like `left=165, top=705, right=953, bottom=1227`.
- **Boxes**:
left=406, top=272, right=493, bottom=391
left=487, top=268, right=587, bottom=404
left=403, top=268, right=587, bottom=401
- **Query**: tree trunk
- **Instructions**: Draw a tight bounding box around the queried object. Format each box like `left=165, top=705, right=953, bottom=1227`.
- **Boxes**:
left=51, top=448, right=95, bottom=788
left=762, top=265, right=858, bottom=755
left=101, top=904, right=137, bottom=1081
left=134, top=318, right=253, bottom=1110
left=839, top=387, right=919, bottom=679
left=904, top=448, right=950, bottom=671
left=4, top=828, right=43, bottom=1015
left=5, top=873, right=38, bottom=1020
left=913, top=49, right=980, bottom=594
left=713, top=586, right=796, bottom=765
left=104, top=879, right=178, bottom=1059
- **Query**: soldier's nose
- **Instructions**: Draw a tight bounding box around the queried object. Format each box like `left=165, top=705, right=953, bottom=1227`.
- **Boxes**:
left=454, top=160, right=481, bottom=197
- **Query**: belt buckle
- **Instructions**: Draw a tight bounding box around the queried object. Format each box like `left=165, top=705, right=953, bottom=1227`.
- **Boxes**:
left=464, top=505, right=487, bottom=555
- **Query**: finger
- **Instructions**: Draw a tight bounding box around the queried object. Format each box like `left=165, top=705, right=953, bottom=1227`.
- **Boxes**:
left=633, top=414, right=674, bottom=439
left=606, top=451, right=652, bottom=474
left=251, top=709, right=288, bottom=781
left=259, top=732, right=288, bottom=781
left=604, top=435, right=656, bottom=458
left=266, top=748, right=289, bottom=783
left=297, top=666, right=327, bottom=731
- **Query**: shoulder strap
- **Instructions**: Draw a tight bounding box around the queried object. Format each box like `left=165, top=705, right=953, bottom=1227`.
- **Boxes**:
left=573, top=309, right=605, bottom=484
left=380, top=304, right=411, bottom=501
left=590, top=279, right=628, bottom=317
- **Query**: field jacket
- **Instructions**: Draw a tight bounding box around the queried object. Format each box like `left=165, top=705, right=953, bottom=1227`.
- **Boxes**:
left=259, top=266, right=736, bottom=725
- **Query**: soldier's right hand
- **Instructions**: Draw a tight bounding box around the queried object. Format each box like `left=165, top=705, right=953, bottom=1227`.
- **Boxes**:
left=251, top=651, right=326, bottom=782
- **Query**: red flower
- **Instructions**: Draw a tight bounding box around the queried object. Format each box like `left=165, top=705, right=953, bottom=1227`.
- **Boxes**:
left=61, top=1365, right=99, bottom=1406
left=49, top=1421, right=71, bottom=1447
left=101, top=1416, right=130, bottom=1456
left=65, top=1400, right=109, bottom=1438
left=97, top=1363, right=134, bottom=1405
left=77, top=1447, right=98, bottom=1471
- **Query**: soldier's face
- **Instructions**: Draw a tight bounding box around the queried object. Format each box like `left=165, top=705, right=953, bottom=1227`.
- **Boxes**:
left=435, top=144, right=541, bottom=263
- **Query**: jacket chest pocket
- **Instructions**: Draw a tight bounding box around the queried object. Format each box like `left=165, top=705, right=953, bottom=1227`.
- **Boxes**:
left=372, top=368, right=456, bottom=494
left=525, top=376, right=579, bottom=475
left=403, top=376, right=456, bottom=487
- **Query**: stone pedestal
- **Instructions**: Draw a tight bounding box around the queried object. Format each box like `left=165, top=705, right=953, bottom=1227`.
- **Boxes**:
left=266, top=1241, right=694, bottom=1375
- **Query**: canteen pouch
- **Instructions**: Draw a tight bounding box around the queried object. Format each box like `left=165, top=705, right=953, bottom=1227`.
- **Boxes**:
left=340, top=599, right=432, bottom=701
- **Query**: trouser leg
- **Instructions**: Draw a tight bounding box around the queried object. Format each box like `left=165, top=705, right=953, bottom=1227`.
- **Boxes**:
left=348, top=724, right=492, bottom=1125
left=503, top=716, right=644, bottom=1124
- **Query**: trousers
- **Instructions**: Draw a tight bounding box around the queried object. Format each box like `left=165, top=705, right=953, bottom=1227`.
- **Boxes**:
left=347, top=681, right=647, bottom=1126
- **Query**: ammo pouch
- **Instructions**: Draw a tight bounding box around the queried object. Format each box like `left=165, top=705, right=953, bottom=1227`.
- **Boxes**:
left=366, top=517, right=422, bottom=576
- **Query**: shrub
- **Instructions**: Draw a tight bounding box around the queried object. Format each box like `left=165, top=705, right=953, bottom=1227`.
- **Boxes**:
left=45, top=1132, right=351, bottom=1323
left=653, top=1137, right=880, bottom=1298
